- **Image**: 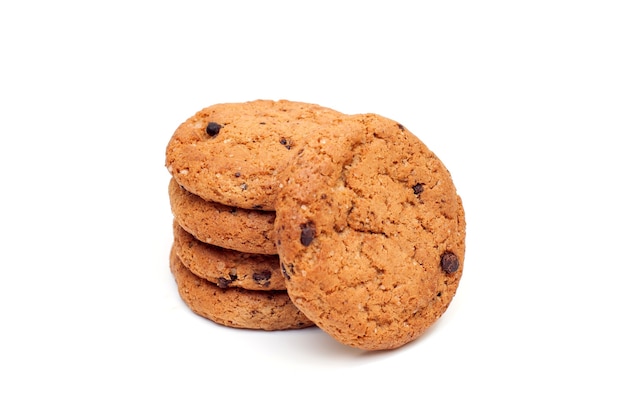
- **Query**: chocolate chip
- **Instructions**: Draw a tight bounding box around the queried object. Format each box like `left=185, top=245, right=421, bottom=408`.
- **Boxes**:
left=234, top=172, right=241, bottom=178
left=300, top=222, right=316, bottom=246
left=397, top=123, right=405, bottom=131
left=281, top=263, right=295, bottom=280
left=228, top=272, right=238, bottom=281
left=253, top=270, right=272, bottom=287
left=206, top=122, right=222, bottom=137
left=412, top=183, right=424, bottom=196
left=440, top=251, right=459, bottom=274
left=279, top=138, right=292, bottom=150
left=217, top=277, right=232, bottom=288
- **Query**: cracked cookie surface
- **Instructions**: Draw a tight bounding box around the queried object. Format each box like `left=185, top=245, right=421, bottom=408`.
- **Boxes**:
left=173, top=221, right=285, bottom=291
left=165, top=100, right=349, bottom=210
left=170, top=247, right=314, bottom=330
left=274, top=113, right=466, bottom=350
left=169, top=178, right=277, bottom=255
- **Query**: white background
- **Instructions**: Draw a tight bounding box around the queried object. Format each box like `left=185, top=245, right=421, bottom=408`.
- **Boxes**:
left=1, top=1, right=625, bottom=414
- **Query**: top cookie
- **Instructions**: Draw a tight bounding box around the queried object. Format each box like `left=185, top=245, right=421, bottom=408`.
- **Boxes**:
left=274, top=113, right=466, bottom=350
left=165, top=100, right=349, bottom=210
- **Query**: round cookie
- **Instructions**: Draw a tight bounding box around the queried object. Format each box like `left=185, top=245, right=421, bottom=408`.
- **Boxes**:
left=170, top=248, right=314, bottom=331
left=165, top=100, right=350, bottom=210
left=169, top=178, right=277, bottom=255
left=274, top=113, right=466, bottom=350
left=173, top=221, right=285, bottom=291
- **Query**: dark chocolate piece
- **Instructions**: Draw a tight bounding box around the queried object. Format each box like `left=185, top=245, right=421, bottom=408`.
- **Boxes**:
left=281, top=263, right=295, bottom=280
left=279, top=138, right=292, bottom=150
left=412, top=183, right=424, bottom=197
left=300, top=222, right=316, bottom=246
left=253, top=270, right=272, bottom=287
left=217, top=277, right=232, bottom=288
left=440, top=251, right=459, bottom=274
left=206, top=122, right=222, bottom=137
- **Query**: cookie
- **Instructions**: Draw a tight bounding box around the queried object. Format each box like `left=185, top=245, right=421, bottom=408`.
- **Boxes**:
left=165, top=100, right=350, bottom=210
left=173, top=220, right=285, bottom=291
left=274, top=113, right=466, bottom=350
left=169, top=178, right=277, bottom=255
left=170, top=247, right=314, bottom=330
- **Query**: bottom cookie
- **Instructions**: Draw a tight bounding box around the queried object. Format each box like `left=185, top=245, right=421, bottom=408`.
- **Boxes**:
left=170, top=248, right=314, bottom=331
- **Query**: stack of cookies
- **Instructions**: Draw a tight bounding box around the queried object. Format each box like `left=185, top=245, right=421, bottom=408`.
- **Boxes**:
left=165, top=100, right=466, bottom=350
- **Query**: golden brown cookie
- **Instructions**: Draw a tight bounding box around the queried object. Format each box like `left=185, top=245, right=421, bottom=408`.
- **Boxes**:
left=173, top=221, right=285, bottom=291
left=169, top=178, right=277, bottom=255
left=165, top=100, right=350, bottom=210
left=275, top=113, right=466, bottom=350
left=170, top=247, right=314, bottom=331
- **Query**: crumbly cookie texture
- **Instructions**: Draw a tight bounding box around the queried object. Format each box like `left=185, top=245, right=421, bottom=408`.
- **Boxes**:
left=173, top=221, right=285, bottom=291
left=274, top=113, right=465, bottom=350
left=165, top=100, right=349, bottom=210
left=169, top=178, right=277, bottom=255
left=170, top=248, right=314, bottom=331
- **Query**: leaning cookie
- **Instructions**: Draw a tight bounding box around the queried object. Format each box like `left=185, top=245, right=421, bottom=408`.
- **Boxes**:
left=275, top=113, right=466, bottom=350
left=170, top=248, right=314, bottom=330
left=165, top=100, right=350, bottom=210
left=173, top=221, right=285, bottom=291
left=169, top=178, right=277, bottom=255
